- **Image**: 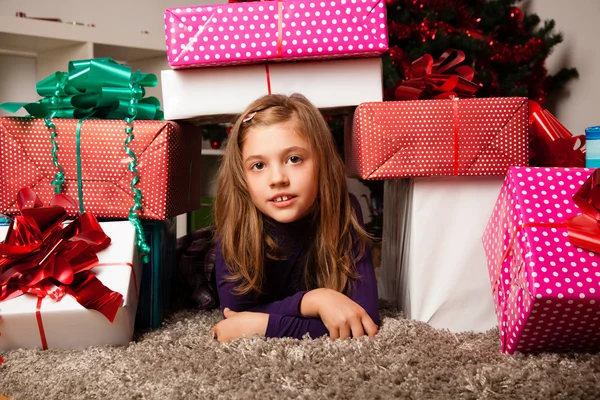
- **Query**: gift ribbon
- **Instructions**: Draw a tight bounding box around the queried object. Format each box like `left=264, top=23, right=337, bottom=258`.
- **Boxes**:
left=0, top=58, right=161, bottom=262
left=528, top=100, right=586, bottom=167
left=491, top=169, right=600, bottom=351
left=394, top=49, right=480, bottom=101
left=0, top=188, right=131, bottom=349
left=31, top=262, right=135, bottom=350
left=452, top=97, right=460, bottom=175
left=265, top=65, right=272, bottom=94
left=277, top=0, right=283, bottom=59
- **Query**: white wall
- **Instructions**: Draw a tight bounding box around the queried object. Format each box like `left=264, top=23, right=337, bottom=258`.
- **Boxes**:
left=0, top=55, right=37, bottom=116
left=528, top=0, right=600, bottom=136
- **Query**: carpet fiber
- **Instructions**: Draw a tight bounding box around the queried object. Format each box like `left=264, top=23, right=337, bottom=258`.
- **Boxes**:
left=1, top=305, right=599, bottom=399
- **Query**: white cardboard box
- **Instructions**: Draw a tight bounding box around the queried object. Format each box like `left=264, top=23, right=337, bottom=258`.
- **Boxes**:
left=380, top=177, right=502, bottom=333
left=0, top=221, right=142, bottom=350
left=161, top=57, right=383, bottom=121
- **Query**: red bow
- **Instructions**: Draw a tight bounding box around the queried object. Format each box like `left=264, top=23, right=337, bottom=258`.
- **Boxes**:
left=394, top=49, right=480, bottom=101
left=0, top=188, right=122, bottom=322
left=567, top=169, right=600, bottom=253
left=528, top=100, right=586, bottom=167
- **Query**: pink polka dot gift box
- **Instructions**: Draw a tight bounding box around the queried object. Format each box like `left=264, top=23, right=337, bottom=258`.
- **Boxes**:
left=345, top=97, right=529, bottom=179
left=0, top=118, right=203, bottom=220
left=164, top=0, right=388, bottom=69
left=483, top=166, right=600, bottom=354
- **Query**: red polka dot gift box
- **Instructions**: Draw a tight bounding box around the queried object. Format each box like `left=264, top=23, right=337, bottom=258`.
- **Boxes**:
left=345, top=97, right=529, bottom=179
left=164, top=0, right=388, bottom=69
left=0, top=118, right=202, bottom=220
left=483, top=167, right=600, bottom=354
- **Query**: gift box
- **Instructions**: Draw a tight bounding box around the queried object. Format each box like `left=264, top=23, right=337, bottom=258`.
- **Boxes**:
left=135, top=218, right=177, bottom=329
left=483, top=166, right=600, bottom=354
left=164, top=0, right=388, bottom=69
left=380, top=176, right=501, bottom=333
left=161, top=57, right=383, bottom=121
left=0, top=221, right=141, bottom=350
left=345, top=97, right=529, bottom=179
left=0, top=118, right=203, bottom=219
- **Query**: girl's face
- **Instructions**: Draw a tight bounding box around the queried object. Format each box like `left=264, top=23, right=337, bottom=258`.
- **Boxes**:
left=241, top=120, right=318, bottom=223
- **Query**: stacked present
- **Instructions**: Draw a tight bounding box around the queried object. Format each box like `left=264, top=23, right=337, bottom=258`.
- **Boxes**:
left=0, top=59, right=203, bottom=350
left=161, top=0, right=389, bottom=308
left=345, top=49, right=530, bottom=333
left=345, top=42, right=599, bottom=354
left=161, top=0, right=388, bottom=120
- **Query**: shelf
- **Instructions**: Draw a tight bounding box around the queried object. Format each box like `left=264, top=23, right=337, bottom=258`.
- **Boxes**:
left=0, top=15, right=166, bottom=60
left=202, top=149, right=225, bottom=156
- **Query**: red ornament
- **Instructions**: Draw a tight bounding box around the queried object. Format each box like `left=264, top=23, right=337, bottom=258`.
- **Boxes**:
left=508, top=7, right=524, bottom=24
left=211, top=140, right=221, bottom=150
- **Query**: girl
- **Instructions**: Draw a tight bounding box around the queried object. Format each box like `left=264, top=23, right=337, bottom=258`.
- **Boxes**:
left=211, top=93, right=379, bottom=342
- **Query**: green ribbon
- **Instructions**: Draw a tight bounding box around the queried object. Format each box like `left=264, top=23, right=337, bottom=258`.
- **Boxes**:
left=0, top=58, right=162, bottom=263
left=75, top=118, right=86, bottom=213
left=0, top=58, right=163, bottom=121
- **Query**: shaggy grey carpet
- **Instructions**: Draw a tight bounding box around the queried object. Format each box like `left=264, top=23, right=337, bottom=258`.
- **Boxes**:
left=1, top=305, right=599, bottom=400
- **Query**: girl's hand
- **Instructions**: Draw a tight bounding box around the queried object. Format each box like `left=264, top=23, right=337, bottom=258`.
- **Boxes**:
left=301, top=288, right=378, bottom=340
left=211, top=308, right=269, bottom=343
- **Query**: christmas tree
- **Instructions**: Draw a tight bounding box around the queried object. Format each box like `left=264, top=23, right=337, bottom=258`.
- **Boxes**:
left=384, top=0, right=578, bottom=105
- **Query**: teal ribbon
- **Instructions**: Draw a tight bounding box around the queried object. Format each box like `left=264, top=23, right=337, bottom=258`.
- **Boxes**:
left=0, top=58, right=162, bottom=263
left=0, top=58, right=163, bottom=121
left=75, top=119, right=86, bottom=213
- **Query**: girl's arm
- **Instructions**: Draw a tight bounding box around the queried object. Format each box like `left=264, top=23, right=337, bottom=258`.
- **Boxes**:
left=266, top=238, right=379, bottom=339
left=214, top=194, right=379, bottom=340
left=214, top=245, right=308, bottom=316
left=214, top=246, right=330, bottom=339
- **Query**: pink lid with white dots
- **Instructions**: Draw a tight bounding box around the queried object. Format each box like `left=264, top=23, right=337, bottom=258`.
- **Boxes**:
left=483, top=167, right=600, bottom=354
left=164, top=0, right=388, bottom=69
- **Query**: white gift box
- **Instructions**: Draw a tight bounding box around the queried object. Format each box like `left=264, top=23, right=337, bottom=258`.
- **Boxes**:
left=161, top=57, right=383, bottom=121
left=380, top=177, right=502, bottom=333
left=0, top=221, right=141, bottom=350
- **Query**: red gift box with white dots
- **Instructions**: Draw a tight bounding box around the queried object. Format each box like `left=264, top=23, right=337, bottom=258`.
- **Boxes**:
left=0, top=118, right=203, bottom=220
left=164, top=0, right=388, bottom=69
left=483, top=166, right=600, bottom=354
left=345, top=97, right=530, bottom=179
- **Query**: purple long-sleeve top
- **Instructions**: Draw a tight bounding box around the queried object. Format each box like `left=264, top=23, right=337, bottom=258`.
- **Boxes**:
left=214, top=196, right=380, bottom=339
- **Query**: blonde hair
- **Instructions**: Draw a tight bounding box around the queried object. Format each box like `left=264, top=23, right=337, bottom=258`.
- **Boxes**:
left=214, top=93, right=370, bottom=295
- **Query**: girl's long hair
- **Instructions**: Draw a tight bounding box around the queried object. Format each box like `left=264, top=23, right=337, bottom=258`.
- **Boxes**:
left=214, top=93, right=370, bottom=295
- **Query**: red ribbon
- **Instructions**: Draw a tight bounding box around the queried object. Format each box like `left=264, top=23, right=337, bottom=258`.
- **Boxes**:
left=452, top=97, right=460, bottom=175
left=277, top=0, right=283, bottom=59
left=528, top=100, right=586, bottom=167
left=0, top=188, right=124, bottom=348
left=394, top=49, right=480, bottom=101
left=265, top=64, right=272, bottom=94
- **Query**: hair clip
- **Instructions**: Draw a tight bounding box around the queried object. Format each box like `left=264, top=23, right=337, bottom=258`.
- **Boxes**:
left=242, top=111, right=257, bottom=123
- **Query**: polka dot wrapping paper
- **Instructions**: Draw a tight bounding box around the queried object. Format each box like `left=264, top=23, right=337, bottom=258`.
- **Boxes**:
left=0, top=118, right=203, bottom=220
left=164, top=0, right=388, bottom=69
left=344, top=97, right=529, bottom=179
left=482, top=166, right=600, bottom=354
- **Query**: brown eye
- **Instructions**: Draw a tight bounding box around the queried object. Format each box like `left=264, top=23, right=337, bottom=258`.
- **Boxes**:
left=288, top=156, right=302, bottom=164
left=251, top=162, right=265, bottom=171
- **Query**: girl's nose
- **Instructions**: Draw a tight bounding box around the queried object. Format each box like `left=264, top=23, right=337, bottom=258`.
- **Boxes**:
left=269, top=166, right=289, bottom=187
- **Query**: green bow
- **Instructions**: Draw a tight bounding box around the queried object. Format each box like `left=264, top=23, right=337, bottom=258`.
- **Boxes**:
left=0, top=58, right=163, bottom=120
left=0, top=58, right=163, bottom=263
